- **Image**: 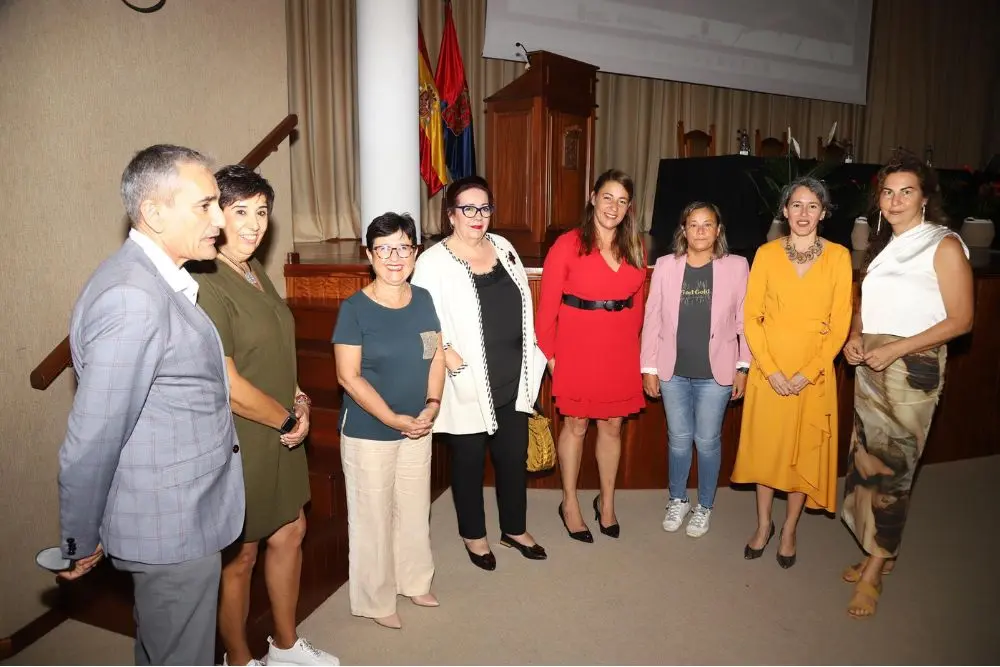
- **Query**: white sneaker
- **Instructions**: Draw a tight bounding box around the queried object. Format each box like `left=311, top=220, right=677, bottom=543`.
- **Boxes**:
left=222, top=656, right=262, bottom=666
left=265, top=636, right=340, bottom=666
left=662, top=498, right=691, bottom=532
left=685, top=504, right=712, bottom=538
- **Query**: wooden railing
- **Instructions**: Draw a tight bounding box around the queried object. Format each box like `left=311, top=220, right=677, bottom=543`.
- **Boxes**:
left=28, top=114, right=298, bottom=391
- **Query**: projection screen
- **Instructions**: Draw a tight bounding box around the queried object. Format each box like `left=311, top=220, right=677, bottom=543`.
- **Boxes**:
left=482, top=0, right=874, bottom=105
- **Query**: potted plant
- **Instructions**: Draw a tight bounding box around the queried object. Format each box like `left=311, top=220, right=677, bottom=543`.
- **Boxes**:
left=746, top=156, right=839, bottom=241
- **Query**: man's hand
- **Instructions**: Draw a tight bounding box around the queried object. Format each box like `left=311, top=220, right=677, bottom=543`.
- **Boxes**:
left=57, top=545, right=104, bottom=581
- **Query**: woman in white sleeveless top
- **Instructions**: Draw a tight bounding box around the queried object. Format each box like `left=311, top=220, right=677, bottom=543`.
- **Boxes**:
left=840, top=153, right=974, bottom=619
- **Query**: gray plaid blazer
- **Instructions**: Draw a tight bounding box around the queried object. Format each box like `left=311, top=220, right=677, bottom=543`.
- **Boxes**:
left=59, top=240, right=245, bottom=564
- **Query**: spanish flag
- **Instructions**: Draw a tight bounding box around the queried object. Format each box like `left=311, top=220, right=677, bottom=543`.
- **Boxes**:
left=435, top=0, right=476, bottom=179
left=418, top=23, right=448, bottom=196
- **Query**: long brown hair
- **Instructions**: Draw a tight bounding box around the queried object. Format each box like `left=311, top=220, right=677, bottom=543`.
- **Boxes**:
left=672, top=201, right=729, bottom=258
left=579, top=169, right=644, bottom=268
left=862, top=151, right=946, bottom=272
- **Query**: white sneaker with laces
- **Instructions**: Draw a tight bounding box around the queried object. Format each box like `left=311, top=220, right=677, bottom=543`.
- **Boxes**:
left=661, top=498, right=691, bottom=532
left=685, top=504, right=712, bottom=538
left=222, top=655, right=262, bottom=666
left=265, top=636, right=340, bottom=666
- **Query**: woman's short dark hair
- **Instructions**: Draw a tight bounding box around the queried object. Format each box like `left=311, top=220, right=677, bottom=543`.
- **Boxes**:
left=778, top=176, right=834, bottom=220
left=214, top=164, right=275, bottom=213
left=366, top=212, right=417, bottom=249
left=672, top=201, right=729, bottom=257
left=441, top=175, right=495, bottom=235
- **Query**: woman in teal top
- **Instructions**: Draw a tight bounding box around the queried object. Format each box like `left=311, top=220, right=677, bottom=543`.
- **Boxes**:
left=333, top=212, right=445, bottom=630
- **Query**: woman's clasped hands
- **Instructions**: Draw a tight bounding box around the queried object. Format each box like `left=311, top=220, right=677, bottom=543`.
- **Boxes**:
left=767, top=371, right=809, bottom=396
left=843, top=334, right=905, bottom=371
left=391, top=404, right=438, bottom=439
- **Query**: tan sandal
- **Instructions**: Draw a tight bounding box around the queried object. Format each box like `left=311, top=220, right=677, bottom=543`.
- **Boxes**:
left=841, top=559, right=894, bottom=583
left=847, top=580, right=881, bottom=619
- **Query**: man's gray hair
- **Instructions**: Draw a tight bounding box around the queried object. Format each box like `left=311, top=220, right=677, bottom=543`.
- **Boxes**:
left=120, top=144, right=211, bottom=225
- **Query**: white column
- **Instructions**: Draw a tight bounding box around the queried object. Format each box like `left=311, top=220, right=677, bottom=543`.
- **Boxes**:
left=356, top=0, right=420, bottom=243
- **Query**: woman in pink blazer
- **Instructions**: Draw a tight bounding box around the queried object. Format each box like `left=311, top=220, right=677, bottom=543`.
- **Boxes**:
left=640, top=202, right=750, bottom=537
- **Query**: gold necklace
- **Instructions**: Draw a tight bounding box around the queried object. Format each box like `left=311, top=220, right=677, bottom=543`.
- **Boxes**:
left=220, top=252, right=259, bottom=287
left=784, top=237, right=823, bottom=264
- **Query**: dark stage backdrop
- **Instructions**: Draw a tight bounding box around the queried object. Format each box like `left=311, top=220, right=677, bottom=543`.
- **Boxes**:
left=648, top=156, right=974, bottom=262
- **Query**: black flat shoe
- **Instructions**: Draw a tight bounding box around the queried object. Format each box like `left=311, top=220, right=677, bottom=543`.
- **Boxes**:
left=744, top=522, right=775, bottom=560
left=499, top=534, right=548, bottom=560
left=558, top=503, right=593, bottom=543
left=593, top=495, right=620, bottom=539
left=464, top=544, right=496, bottom=571
left=776, top=532, right=797, bottom=568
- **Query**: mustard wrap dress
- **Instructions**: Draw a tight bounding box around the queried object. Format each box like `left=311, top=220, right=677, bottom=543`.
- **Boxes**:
left=730, top=239, right=853, bottom=511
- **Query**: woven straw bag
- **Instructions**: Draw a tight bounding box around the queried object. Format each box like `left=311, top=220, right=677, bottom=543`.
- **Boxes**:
left=526, top=408, right=556, bottom=473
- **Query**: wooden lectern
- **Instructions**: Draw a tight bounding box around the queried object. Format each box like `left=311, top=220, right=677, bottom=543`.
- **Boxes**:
left=484, top=51, right=598, bottom=258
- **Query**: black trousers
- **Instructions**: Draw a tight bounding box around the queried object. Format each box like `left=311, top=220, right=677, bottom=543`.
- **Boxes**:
left=448, top=400, right=528, bottom=539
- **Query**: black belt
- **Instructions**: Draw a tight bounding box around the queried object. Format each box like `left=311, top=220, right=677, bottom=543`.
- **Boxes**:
left=562, top=294, right=634, bottom=312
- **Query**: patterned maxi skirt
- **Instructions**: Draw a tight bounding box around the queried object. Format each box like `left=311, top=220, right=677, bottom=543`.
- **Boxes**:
left=841, top=334, right=946, bottom=559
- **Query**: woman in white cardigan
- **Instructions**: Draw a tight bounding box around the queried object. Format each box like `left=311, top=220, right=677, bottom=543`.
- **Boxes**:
left=412, top=176, right=548, bottom=571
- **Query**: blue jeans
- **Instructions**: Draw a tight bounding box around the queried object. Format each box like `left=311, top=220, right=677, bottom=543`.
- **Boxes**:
left=661, top=376, right=732, bottom=509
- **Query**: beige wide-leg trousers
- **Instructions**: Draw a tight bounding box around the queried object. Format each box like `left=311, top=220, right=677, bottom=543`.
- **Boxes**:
left=340, top=432, right=435, bottom=618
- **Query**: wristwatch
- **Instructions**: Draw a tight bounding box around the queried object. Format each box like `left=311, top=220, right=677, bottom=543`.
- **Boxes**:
left=278, top=410, right=298, bottom=435
left=736, top=367, right=750, bottom=375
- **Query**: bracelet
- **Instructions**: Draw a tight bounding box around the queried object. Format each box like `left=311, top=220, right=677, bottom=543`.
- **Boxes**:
left=425, top=397, right=441, bottom=406
left=294, top=392, right=312, bottom=407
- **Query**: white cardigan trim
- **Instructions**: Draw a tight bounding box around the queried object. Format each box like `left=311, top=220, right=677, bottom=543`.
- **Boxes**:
left=412, top=234, right=546, bottom=435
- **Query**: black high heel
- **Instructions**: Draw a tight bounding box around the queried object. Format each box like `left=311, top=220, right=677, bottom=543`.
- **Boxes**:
left=558, top=503, right=594, bottom=543
left=464, top=543, right=496, bottom=571
left=744, top=522, right=775, bottom=560
left=593, top=495, right=620, bottom=539
left=776, top=532, right=797, bottom=568
left=499, top=534, right=547, bottom=560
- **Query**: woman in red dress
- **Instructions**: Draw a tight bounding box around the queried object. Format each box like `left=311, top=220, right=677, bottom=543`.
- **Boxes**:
left=536, top=169, right=647, bottom=542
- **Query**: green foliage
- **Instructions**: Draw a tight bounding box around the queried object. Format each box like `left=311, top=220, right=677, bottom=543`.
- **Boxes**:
left=745, top=156, right=841, bottom=222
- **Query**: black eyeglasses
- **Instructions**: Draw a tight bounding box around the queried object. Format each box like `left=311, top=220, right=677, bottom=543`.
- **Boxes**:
left=452, top=204, right=494, bottom=219
left=372, top=244, right=416, bottom=260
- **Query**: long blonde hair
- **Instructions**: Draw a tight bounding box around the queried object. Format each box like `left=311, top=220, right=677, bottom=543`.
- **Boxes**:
left=579, top=169, right=644, bottom=268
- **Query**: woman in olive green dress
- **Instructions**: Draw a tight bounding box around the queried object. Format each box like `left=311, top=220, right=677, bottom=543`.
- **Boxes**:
left=195, top=166, right=338, bottom=666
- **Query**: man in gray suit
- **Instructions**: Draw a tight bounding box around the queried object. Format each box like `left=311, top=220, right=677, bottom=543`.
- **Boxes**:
left=58, top=144, right=246, bottom=665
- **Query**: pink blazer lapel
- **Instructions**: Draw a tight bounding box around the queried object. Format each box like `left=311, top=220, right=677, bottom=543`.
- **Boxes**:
left=709, top=258, right=724, bottom=329
left=666, top=255, right=685, bottom=331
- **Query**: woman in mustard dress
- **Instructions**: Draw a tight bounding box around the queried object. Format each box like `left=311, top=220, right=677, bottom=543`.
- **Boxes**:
left=731, top=177, right=853, bottom=568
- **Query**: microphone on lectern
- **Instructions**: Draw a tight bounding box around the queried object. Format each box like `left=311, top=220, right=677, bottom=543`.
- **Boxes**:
left=515, top=42, right=531, bottom=69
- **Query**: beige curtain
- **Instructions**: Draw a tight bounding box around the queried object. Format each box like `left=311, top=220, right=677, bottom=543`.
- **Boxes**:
left=594, top=76, right=865, bottom=230
left=287, top=0, right=360, bottom=241
left=861, top=0, right=1000, bottom=168
left=287, top=0, right=1000, bottom=240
